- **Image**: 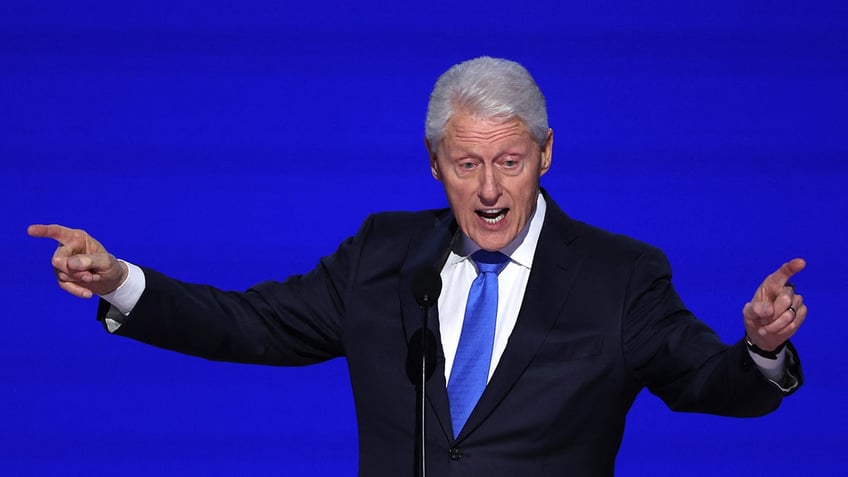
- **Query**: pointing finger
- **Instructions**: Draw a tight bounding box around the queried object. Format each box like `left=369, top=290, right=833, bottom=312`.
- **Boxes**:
left=757, top=258, right=806, bottom=301
left=30, top=224, right=108, bottom=259
left=27, top=224, right=77, bottom=244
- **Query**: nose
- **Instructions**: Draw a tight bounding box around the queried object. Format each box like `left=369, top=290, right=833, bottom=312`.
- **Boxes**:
left=477, top=165, right=502, bottom=205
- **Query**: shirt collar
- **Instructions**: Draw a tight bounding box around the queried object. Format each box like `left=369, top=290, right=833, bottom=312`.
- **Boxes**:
left=449, top=192, right=547, bottom=270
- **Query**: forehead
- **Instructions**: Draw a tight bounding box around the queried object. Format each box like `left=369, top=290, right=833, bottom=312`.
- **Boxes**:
left=442, top=111, right=532, bottom=150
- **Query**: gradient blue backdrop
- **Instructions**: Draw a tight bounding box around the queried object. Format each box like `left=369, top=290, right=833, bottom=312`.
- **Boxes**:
left=4, top=1, right=847, bottom=475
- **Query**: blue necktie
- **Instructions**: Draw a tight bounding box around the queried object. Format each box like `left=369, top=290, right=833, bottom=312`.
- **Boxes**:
left=447, top=250, right=509, bottom=438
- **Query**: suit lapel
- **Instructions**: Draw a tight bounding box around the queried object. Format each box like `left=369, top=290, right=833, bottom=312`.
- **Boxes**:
left=456, top=198, right=584, bottom=441
left=399, top=210, right=458, bottom=441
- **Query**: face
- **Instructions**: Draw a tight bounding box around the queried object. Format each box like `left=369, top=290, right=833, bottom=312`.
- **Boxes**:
left=427, top=111, right=552, bottom=251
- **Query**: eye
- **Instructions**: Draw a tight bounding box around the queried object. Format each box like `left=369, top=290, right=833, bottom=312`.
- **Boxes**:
left=454, top=159, right=480, bottom=176
left=496, top=156, right=524, bottom=175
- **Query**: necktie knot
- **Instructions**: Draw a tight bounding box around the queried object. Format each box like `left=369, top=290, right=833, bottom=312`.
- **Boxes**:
left=471, top=250, right=509, bottom=275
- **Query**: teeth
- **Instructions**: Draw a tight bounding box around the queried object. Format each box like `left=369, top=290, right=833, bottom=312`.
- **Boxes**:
left=481, top=210, right=506, bottom=224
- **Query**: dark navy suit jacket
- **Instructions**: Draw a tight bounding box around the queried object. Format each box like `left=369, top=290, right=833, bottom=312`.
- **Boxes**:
left=101, top=195, right=801, bottom=476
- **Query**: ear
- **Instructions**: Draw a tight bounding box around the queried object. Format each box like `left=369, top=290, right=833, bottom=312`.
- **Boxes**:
left=539, top=128, right=553, bottom=177
left=425, top=138, right=442, bottom=181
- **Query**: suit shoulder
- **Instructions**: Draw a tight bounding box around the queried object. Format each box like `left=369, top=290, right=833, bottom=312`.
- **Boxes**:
left=543, top=195, right=665, bottom=264
left=568, top=219, right=667, bottom=264
left=348, top=208, right=452, bottom=247
left=362, top=209, right=451, bottom=235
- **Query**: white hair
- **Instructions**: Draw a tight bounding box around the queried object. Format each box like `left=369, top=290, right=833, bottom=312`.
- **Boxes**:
left=425, top=56, right=549, bottom=146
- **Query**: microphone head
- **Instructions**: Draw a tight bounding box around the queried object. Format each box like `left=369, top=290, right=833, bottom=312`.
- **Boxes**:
left=412, top=267, right=442, bottom=307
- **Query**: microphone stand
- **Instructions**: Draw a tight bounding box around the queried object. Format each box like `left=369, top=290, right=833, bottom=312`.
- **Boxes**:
left=411, top=267, right=440, bottom=477
left=418, top=303, right=429, bottom=477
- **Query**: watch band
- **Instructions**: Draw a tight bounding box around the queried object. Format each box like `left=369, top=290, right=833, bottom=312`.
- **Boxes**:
left=745, top=337, right=786, bottom=360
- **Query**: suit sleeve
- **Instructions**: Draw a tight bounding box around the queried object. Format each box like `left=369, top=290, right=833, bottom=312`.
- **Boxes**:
left=621, top=246, right=803, bottom=417
left=98, top=215, right=378, bottom=366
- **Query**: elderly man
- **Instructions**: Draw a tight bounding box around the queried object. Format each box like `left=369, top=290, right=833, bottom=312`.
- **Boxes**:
left=30, top=57, right=805, bottom=476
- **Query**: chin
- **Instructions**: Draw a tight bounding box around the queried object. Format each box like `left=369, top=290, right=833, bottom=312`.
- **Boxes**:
left=473, top=235, right=510, bottom=252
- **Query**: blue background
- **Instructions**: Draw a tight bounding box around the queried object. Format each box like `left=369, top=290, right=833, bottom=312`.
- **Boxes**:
left=4, top=1, right=847, bottom=475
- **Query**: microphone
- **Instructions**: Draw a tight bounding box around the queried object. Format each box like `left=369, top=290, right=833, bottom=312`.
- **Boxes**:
left=412, top=267, right=442, bottom=308
left=410, top=267, right=441, bottom=477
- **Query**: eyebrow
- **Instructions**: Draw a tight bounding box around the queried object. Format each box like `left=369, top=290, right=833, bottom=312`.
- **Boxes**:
left=444, top=138, right=532, bottom=158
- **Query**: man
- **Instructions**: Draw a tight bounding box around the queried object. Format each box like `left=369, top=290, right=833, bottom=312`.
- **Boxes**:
left=29, top=57, right=806, bottom=476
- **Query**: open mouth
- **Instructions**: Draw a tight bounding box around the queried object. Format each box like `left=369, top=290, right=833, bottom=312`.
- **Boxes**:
left=476, top=208, right=508, bottom=225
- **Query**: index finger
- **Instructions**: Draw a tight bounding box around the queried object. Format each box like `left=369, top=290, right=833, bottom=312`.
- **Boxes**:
left=27, top=224, right=76, bottom=244
left=758, top=258, right=806, bottom=300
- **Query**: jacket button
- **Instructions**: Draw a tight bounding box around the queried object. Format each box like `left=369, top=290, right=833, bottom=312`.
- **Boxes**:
left=449, top=448, right=462, bottom=460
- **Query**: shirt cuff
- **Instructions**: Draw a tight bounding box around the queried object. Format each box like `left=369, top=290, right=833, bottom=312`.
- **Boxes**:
left=748, top=347, right=786, bottom=381
left=766, top=346, right=802, bottom=394
left=99, top=260, right=146, bottom=331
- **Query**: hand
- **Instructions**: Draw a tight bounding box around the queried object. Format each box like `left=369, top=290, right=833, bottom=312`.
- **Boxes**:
left=743, top=258, right=807, bottom=351
left=28, top=224, right=128, bottom=299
